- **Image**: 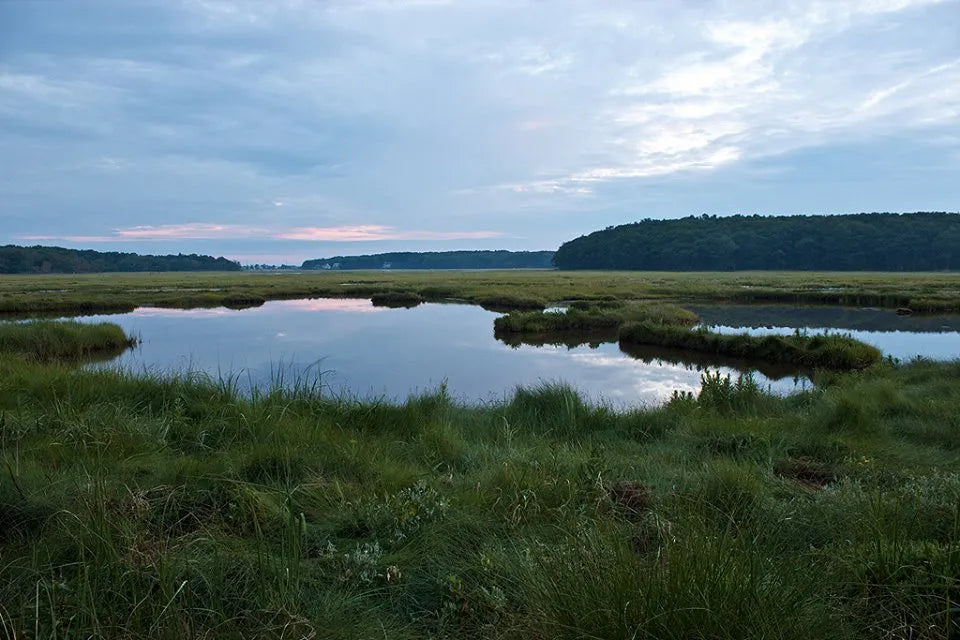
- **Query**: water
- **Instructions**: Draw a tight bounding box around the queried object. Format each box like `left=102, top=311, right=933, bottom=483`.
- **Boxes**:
left=689, top=304, right=960, bottom=361
left=48, top=299, right=960, bottom=406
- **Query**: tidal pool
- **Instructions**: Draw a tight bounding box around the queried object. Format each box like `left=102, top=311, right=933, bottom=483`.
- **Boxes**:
left=689, top=304, right=960, bottom=361
left=59, top=299, right=960, bottom=406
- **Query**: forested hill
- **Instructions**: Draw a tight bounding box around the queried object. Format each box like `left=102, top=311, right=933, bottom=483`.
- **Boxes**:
left=553, top=212, right=960, bottom=271
left=302, top=250, right=555, bottom=270
left=0, top=245, right=241, bottom=274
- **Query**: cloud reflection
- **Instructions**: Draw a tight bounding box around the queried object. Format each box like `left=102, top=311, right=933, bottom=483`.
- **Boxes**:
left=272, top=298, right=387, bottom=313
left=130, top=298, right=389, bottom=317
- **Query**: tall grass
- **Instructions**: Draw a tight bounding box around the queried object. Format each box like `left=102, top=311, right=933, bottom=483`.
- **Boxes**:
left=620, top=323, right=883, bottom=370
left=3, top=269, right=959, bottom=316
left=494, top=302, right=698, bottom=335
left=1, top=355, right=959, bottom=637
left=370, top=290, right=424, bottom=308
left=0, top=320, right=135, bottom=361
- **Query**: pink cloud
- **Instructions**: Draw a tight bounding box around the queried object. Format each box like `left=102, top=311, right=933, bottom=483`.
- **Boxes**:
left=18, top=224, right=265, bottom=242
left=18, top=234, right=117, bottom=243
left=17, top=223, right=503, bottom=244
left=277, top=225, right=503, bottom=241
left=114, top=223, right=266, bottom=240
left=131, top=307, right=235, bottom=318
left=276, top=225, right=400, bottom=241
left=228, top=253, right=310, bottom=264
left=275, top=298, right=387, bottom=313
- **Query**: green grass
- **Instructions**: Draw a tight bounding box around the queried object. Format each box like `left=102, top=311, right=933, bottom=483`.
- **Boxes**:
left=370, top=291, right=425, bottom=308
left=619, top=323, right=884, bottom=370
left=494, top=302, right=698, bottom=334
left=0, top=320, right=135, bottom=361
left=0, top=354, right=958, bottom=638
left=2, top=270, right=959, bottom=316
left=473, top=293, right=547, bottom=312
left=493, top=302, right=699, bottom=350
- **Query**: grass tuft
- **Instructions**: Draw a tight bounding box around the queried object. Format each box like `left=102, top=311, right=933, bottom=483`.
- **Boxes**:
left=620, top=323, right=883, bottom=370
left=0, top=320, right=135, bottom=361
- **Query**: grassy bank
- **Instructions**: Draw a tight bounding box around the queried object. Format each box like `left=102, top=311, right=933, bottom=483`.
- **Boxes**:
left=1, top=355, right=958, bottom=638
left=2, top=270, right=959, bottom=317
left=618, top=341, right=812, bottom=380
left=619, top=323, right=883, bottom=371
left=494, top=302, right=698, bottom=336
left=370, top=291, right=425, bottom=308
left=0, top=320, right=135, bottom=361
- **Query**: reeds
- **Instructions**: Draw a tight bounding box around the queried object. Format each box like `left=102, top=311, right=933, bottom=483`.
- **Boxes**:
left=2, top=270, right=960, bottom=316
left=0, top=342, right=958, bottom=637
left=473, top=293, right=546, bottom=312
left=494, top=302, right=698, bottom=334
left=370, top=291, right=424, bottom=308
left=0, top=320, right=136, bottom=361
left=619, top=323, right=883, bottom=370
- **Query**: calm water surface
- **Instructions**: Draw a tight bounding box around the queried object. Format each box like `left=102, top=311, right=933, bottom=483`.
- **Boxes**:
left=689, top=304, right=960, bottom=361
left=65, top=299, right=960, bottom=406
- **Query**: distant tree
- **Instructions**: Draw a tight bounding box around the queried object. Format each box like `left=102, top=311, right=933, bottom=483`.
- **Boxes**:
left=0, top=245, right=243, bottom=274
left=552, top=212, right=960, bottom=271
left=301, top=250, right=555, bottom=270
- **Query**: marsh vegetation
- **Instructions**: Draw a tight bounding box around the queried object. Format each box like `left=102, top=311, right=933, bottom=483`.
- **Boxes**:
left=0, top=320, right=136, bottom=361
left=0, top=348, right=958, bottom=638
left=495, top=303, right=882, bottom=371
left=618, top=323, right=883, bottom=370
left=493, top=302, right=698, bottom=334
left=1, top=272, right=958, bottom=638
left=3, top=270, right=960, bottom=317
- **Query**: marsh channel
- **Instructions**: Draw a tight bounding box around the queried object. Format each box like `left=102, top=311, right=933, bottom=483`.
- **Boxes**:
left=49, top=299, right=960, bottom=406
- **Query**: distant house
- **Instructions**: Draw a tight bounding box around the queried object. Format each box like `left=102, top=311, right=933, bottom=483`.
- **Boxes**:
left=382, top=262, right=392, bottom=269
left=331, top=262, right=341, bottom=269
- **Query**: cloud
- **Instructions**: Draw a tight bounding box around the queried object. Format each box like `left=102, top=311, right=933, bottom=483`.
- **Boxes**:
left=19, top=223, right=502, bottom=243
left=276, top=225, right=504, bottom=242
left=1, top=0, right=958, bottom=258
left=274, top=299, right=387, bottom=313
left=18, top=235, right=118, bottom=243
left=115, top=223, right=267, bottom=240
left=18, top=224, right=264, bottom=242
left=498, top=0, right=960, bottom=193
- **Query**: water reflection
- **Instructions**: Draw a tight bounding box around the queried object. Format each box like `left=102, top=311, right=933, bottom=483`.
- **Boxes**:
left=494, top=328, right=620, bottom=349
left=689, top=304, right=960, bottom=333
left=690, top=304, right=960, bottom=361
left=618, top=342, right=809, bottom=381
left=52, top=299, right=957, bottom=406
left=59, top=299, right=798, bottom=406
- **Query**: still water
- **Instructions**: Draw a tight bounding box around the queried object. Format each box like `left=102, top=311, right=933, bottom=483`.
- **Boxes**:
left=689, top=304, right=960, bottom=361
left=68, top=299, right=960, bottom=406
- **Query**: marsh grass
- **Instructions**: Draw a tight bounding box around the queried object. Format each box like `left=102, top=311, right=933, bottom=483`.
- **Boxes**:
left=474, top=294, right=547, bottom=312
left=0, top=320, right=135, bottom=361
left=494, top=302, right=698, bottom=338
left=0, top=354, right=958, bottom=637
left=370, top=291, right=424, bottom=308
left=620, top=323, right=883, bottom=370
left=3, top=269, right=959, bottom=317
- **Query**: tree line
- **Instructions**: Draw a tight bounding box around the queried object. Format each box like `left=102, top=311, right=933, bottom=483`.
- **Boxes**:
left=302, top=250, right=555, bottom=270
left=0, top=245, right=241, bottom=274
left=553, top=212, right=960, bottom=271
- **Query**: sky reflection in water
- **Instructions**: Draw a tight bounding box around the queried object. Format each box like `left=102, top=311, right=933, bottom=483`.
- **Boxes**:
left=76, top=300, right=958, bottom=406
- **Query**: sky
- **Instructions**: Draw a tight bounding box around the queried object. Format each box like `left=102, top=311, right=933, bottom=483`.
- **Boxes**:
left=1, top=0, right=958, bottom=265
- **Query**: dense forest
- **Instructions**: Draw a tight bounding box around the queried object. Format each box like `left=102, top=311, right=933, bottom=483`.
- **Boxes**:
left=302, top=250, right=555, bottom=270
left=553, top=212, right=960, bottom=271
left=0, top=245, right=241, bottom=274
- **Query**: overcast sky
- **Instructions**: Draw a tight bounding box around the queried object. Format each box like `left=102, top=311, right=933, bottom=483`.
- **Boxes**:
left=1, top=0, right=958, bottom=264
